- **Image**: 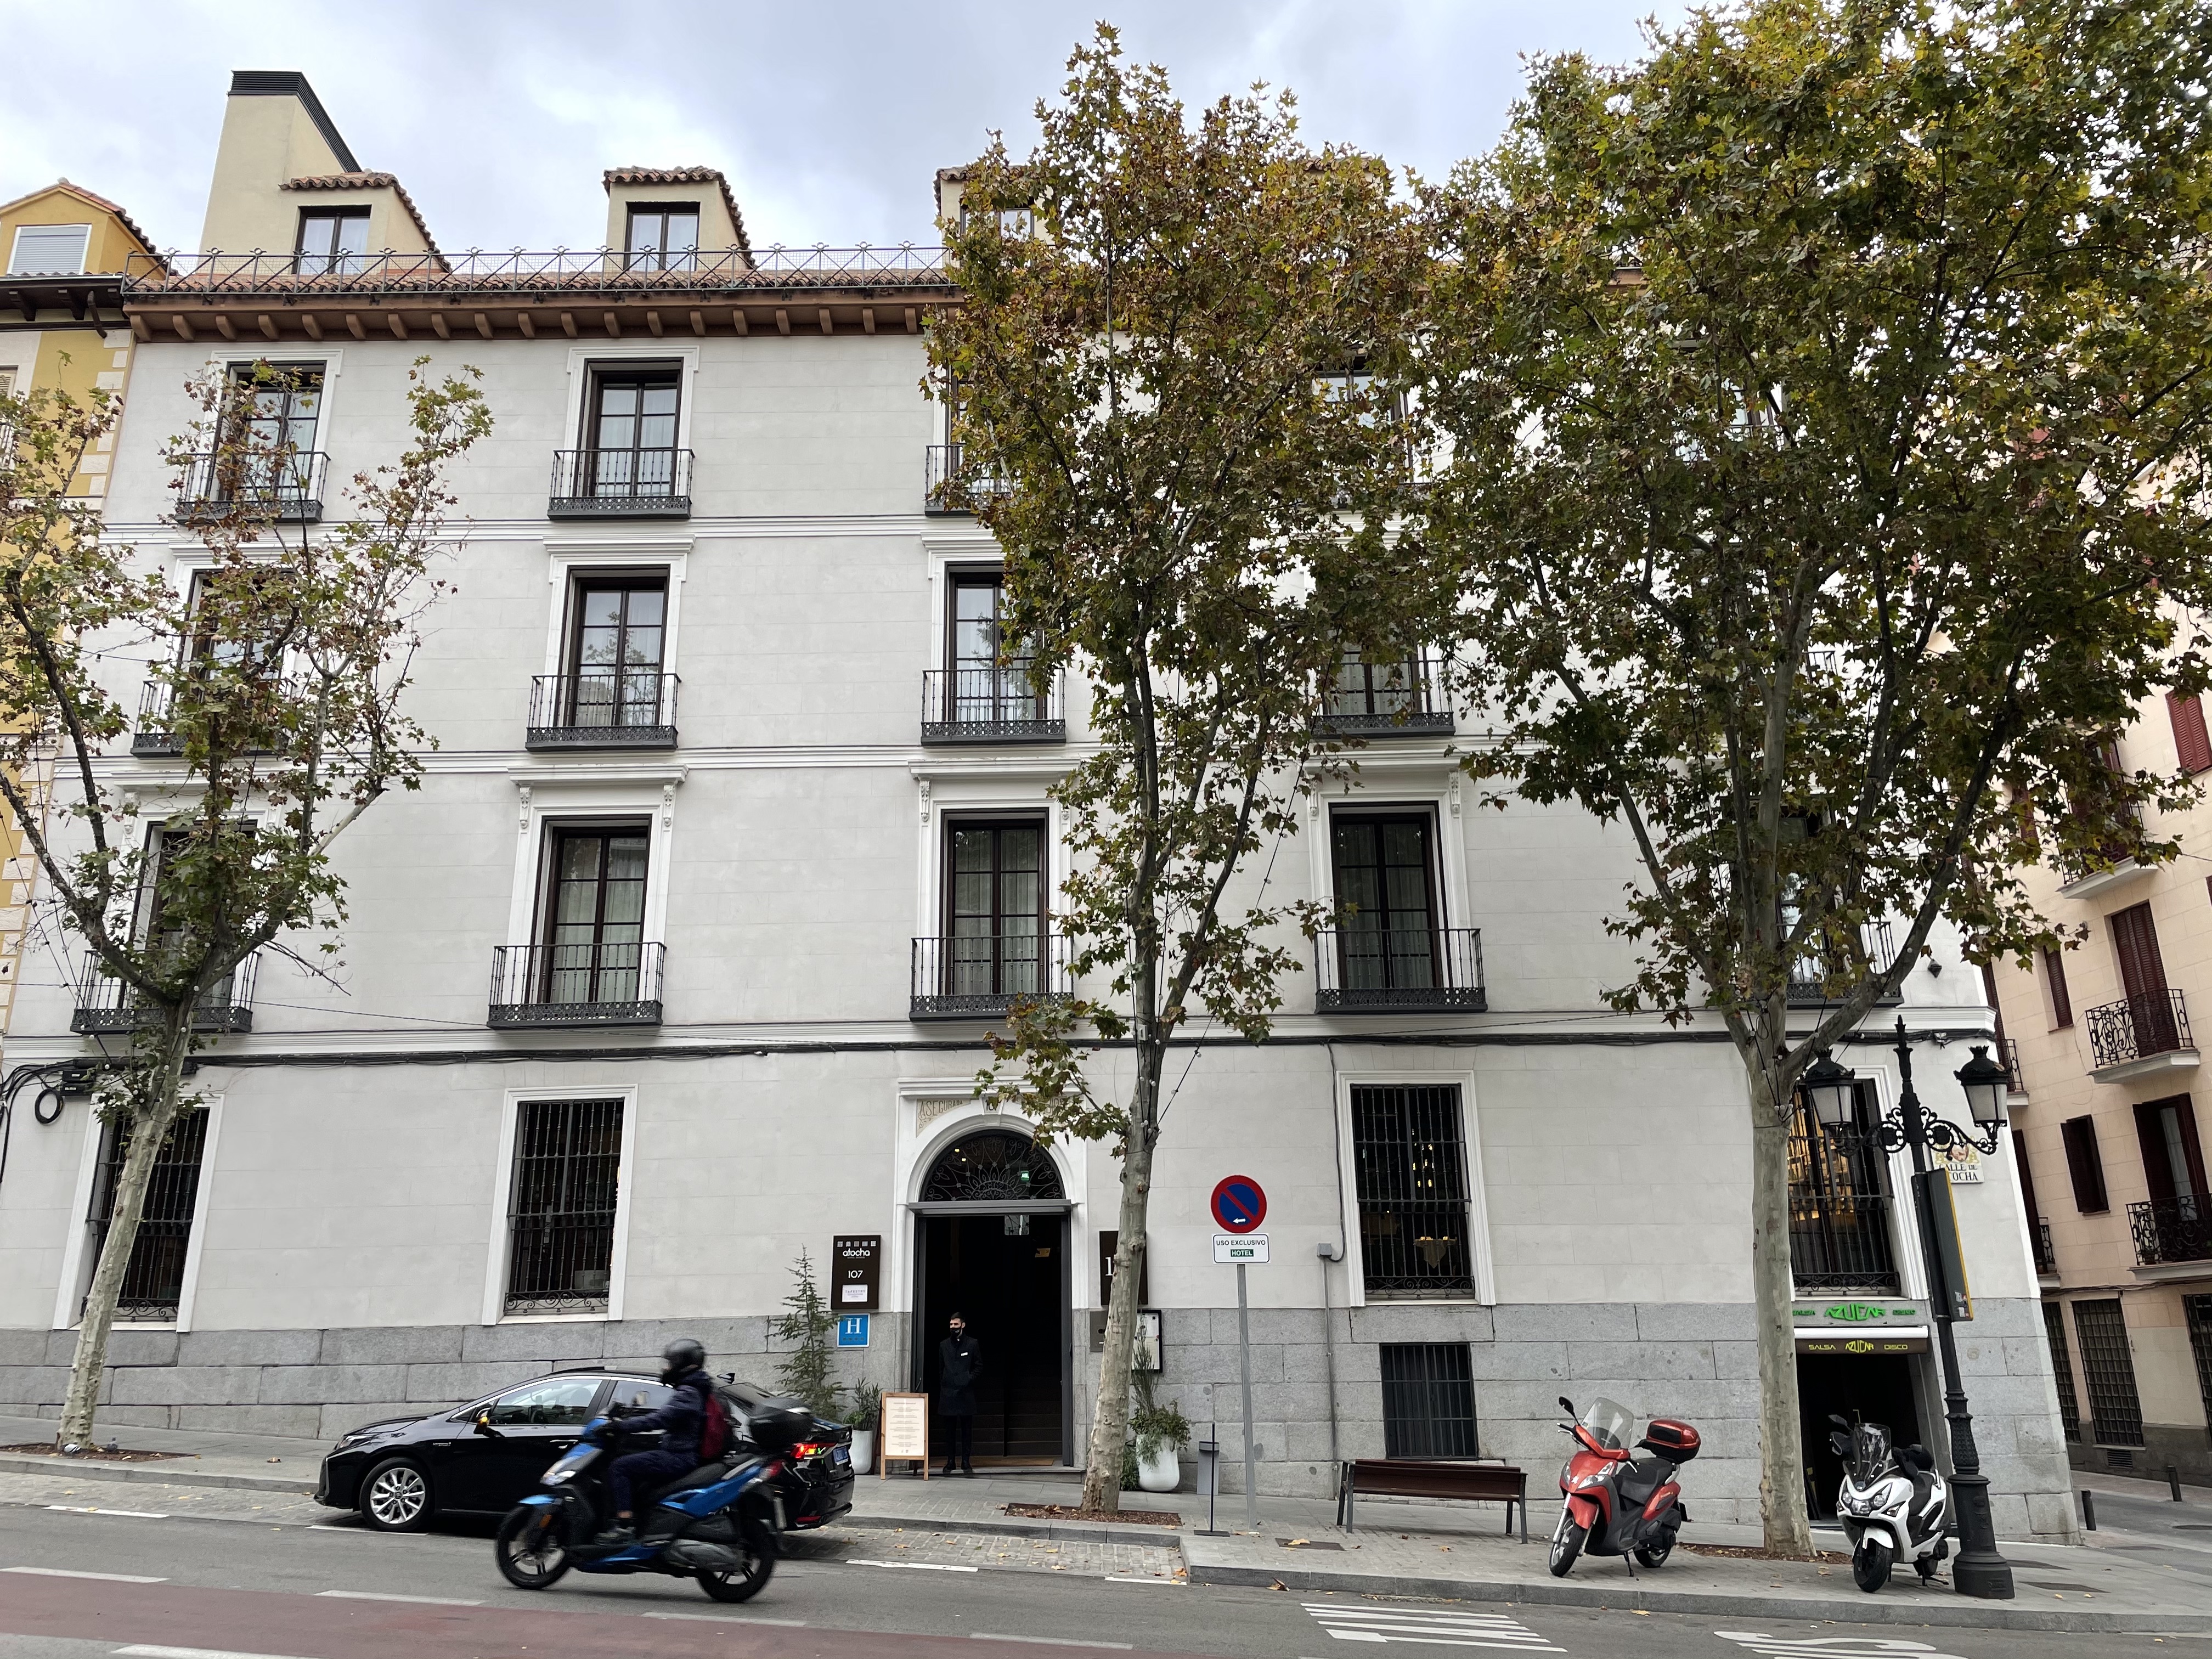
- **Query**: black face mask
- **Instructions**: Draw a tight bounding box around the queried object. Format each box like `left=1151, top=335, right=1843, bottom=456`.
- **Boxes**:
left=660, top=1364, right=690, bottom=1386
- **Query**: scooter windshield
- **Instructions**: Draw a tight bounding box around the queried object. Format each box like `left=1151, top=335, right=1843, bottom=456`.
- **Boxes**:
left=1578, top=1397, right=1636, bottom=1452
left=1848, top=1422, right=1893, bottom=1485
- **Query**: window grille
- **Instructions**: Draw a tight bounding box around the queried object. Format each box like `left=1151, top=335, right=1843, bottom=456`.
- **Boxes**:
left=1380, top=1342, right=1479, bottom=1459
left=1352, top=1085, right=1475, bottom=1297
left=2042, top=1299, right=2082, bottom=1442
left=1787, top=1082, right=1901, bottom=1293
left=2185, top=1296, right=2212, bottom=1452
left=86, top=1109, right=208, bottom=1323
left=505, top=1099, right=624, bottom=1315
left=2072, top=1297, right=2145, bottom=1447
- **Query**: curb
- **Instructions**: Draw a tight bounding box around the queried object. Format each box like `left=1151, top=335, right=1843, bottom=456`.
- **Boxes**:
left=842, top=1510, right=1188, bottom=1547
left=0, top=1453, right=309, bottom=1496
left=1182, top=1560, right=2212, bottom=1634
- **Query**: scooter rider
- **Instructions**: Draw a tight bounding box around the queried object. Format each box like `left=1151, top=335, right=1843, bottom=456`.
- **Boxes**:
left=596, top=1338, right=715, bottom=1544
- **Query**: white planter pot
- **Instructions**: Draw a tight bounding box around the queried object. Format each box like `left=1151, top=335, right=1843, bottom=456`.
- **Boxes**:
left=851, top=1429, right=875, bottom=1475
left=1137, top=1442, right=1181, bottom=1493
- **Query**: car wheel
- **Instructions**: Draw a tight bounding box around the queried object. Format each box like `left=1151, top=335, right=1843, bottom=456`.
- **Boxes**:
left=359, top=1457, right=432, bottom=1532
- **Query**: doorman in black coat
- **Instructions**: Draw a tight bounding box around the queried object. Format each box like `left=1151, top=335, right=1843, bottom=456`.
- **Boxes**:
left=938, top=1312, right=982, bottom=1476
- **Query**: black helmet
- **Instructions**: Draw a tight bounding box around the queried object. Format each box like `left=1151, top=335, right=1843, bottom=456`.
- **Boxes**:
left=661, top=1338, right=706, bottom=1382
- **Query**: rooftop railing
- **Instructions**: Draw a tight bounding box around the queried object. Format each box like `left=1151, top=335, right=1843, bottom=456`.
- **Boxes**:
left=125, top=245, right=950, bottom=298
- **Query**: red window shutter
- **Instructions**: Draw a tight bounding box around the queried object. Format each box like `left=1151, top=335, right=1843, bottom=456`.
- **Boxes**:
left=2172, top=693, right=2212, bottom=775
left=2042, top=946, right=2074, bottom=1029
left=2061, top=1115, right=2108, bottom=1214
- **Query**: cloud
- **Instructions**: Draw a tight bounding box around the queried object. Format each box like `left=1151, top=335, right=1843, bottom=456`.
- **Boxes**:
left=0, top=0, right=1678, bottom=256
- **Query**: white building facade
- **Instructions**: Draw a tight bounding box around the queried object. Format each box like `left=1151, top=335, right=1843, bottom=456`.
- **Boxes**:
left=0, top=72, right=2078, bottom=1539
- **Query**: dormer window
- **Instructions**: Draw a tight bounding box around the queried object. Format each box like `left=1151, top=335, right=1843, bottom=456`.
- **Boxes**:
left=8, top=223, right=91, bottom=275
left=625, top=204, right=699, bottom=273
left=296, top=208, right=368, bottom=275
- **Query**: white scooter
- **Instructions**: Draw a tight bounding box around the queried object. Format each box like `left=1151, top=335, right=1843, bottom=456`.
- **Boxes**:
left=1828, top=1414, right=1950, bottom=1592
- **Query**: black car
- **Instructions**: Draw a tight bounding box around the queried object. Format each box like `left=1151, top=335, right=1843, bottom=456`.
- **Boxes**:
left=315, top=1368, right=855, bottom=1533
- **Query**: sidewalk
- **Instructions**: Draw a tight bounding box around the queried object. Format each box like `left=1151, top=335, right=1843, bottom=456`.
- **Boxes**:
left=6, top=1413, right=2208, bottom=1633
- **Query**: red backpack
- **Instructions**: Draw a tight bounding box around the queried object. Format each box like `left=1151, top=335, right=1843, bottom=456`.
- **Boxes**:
left=698, top=1383, right=733, bottom=1461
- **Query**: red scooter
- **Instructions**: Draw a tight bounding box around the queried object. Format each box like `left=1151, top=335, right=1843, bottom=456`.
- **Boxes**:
left=1547, top=1395, right=1699, bottom=1578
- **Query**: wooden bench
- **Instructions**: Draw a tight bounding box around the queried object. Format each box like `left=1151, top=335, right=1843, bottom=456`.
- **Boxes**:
left=1335, top=1459, right=1530, bottom=1542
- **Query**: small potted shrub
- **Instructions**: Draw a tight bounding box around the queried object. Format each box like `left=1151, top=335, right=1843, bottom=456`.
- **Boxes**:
left=850, top=1383, right=881, bottom=1475
left=1128, top=1362, right=1190, bottom=1493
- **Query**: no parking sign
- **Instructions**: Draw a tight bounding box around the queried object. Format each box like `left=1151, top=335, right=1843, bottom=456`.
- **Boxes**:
left=1210, top=1175, right=1266, bottom=1233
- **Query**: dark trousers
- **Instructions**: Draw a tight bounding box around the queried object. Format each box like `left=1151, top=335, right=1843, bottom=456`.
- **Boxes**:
left=943, top=1414, right=974, bottom=1468
left=610, top=1448, right=695, bottom=1514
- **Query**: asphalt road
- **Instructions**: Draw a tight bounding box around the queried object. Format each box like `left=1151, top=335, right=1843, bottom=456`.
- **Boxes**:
left=0, top=1503, right=2187, bottom=1659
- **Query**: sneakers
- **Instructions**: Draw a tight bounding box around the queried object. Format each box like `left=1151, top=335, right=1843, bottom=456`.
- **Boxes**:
left=593, top=1522, right=636, bottom=1547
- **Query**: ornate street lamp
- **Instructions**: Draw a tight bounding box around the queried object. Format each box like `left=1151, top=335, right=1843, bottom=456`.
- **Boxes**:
left=1807, top=1018, right=2016, bottom=1601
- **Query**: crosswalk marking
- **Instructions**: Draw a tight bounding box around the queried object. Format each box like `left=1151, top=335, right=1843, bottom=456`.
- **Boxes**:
left=1714, top=1634, right=1968, bottom=1658
left=1303, top=1604, right=1563, bottom=1651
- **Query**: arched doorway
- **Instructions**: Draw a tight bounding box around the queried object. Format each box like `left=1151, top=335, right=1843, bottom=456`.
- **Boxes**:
left=912, top=1128, right=1071, bottom=1467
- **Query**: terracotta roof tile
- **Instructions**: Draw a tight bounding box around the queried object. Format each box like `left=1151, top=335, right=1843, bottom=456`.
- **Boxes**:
left=0, top=178, right=167, bottom=272
left=282, top=173, right=442, bottom=259
left=602, top=167, right=749, bottom=256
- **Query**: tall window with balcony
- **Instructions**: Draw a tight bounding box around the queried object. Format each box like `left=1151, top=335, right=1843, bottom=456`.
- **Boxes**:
left=137, top=566, right=289, bottom=758
left=528, top=575, right=675, bottom=747
left=1317, top=812, right=1483, bottom=1012
left=2089, top=901, right=2191, bottom=1071
left=624, top=204, right=699, bottom=272
left=504, top=1098, right=624, bottom=1314
left=913, top=817, right=1068, bottom=1018
left=84, top=1108, right=208, bottom=1323
left=1314, top=647, right=1451, bottom=738
left=294, top=207, right=368, bottom=275
left=182, top=363, right=326, bottom=523
left=2130, top=1094, right=2210, bottom=1266
left=553, top=364, right=689, bottom=517
left=1352, top=1084, right=1477, bottom=1297
left=72, top=827, right=258, bottom=1034
left=1788, top=1080, right=1900, bottom=1291
left=491, top=825, right=662, bottom=1026
left=922, top=571, right=1062, bottom=743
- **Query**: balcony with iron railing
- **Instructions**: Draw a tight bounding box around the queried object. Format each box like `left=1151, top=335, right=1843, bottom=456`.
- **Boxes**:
left=526, top=672, right=679, bottom=749
left=1313, top=926, right=1486, bottom=1014
left=2086, top=988, right=2197, bottom=1079
left=2006, top=1038, right=2026, bottom=1095
left=1787, top=921, right=1903, bottom=1006
left=924, top=443, right=1011, bottom=514
left=174, top=450, right=328, bottom=524
left=548, top=448, right=692, bottom=518
left=131, top=678, right=291, bottom=759
left=71, top=953, right=258, bottom=1035
left=1789, top=1189, right=1903, bottom=1293
left=2131, top=1194, right=2212, bottom=1267
left=921, top=668, right=1065, bottom=744
left=910, top=932, right=1074, bottom=1021
left=489, top=941, right=664, bottom=1028
left=1311, top=654, right=1453, bottom=739
left=2035, top=1217, right=2058, bottom=1276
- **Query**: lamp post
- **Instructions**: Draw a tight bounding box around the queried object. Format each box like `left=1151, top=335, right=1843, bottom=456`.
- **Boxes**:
left=1805, top=1017, right=2016, bottom=1601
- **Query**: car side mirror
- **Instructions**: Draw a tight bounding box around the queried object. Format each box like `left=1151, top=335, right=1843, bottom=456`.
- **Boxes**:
left=473, top=1412, right=500, bottom=1438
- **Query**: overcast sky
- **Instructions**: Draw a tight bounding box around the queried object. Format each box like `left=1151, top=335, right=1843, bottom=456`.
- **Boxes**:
left=1, top=0, right=1681, bottom=256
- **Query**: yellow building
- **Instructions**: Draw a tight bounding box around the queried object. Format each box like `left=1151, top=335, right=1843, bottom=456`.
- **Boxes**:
left=0, top=179, right=164, bottom=1048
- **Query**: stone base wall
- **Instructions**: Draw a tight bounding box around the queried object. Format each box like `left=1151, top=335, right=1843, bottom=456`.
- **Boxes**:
left=1, top=1296, right=2076, bottom=1541
left=2069, top=1423, right=2212, bottom=1486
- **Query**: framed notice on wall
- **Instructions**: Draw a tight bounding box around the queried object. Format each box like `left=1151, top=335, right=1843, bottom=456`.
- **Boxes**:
left=879, top=1390, right=930, bottom=1479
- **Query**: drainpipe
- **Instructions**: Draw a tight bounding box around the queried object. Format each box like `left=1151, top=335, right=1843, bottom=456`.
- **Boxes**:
left=1318, top=1241, right=1344, bottom=1469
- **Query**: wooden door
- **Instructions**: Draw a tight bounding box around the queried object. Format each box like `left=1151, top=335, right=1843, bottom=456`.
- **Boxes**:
left=2110, top=901, right=2178, bottom=1053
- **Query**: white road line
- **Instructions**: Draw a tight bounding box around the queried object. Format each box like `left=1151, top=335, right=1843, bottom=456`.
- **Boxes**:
left=972, top=1637, right=1135, bottom=1650
left=1103, top=1575, right=1183, bottom=1585
left=4, top=1565, right=166, bottom=1583
left=641, top=1611, right=808, bottom=1627
left=313, top=1589, right=483, bottom=1606
left=115, top=1648, right=319, bottom=1659
left=45, top=1506, right=172, bottom=1519
left=1714, top=1637, right=1966, bottom=1658
left=846, top=1558, right=981, bottom=1571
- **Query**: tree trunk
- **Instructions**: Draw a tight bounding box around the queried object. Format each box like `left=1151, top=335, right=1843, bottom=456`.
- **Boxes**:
left=1079, top=1048, right=1163, bottom=1514
left=1744, top=1032, right=1813, bottom=1556
left=57, top=1018, right=191, bottom=1450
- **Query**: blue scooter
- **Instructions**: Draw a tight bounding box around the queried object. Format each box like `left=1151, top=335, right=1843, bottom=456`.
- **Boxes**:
left=494, top=1393, right=811, bottom=1603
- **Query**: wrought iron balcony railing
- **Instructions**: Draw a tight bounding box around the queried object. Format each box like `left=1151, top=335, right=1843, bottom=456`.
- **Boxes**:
left=924, top=443, right=1011, bottom=514
left=549, top=448, right=692, bottom=518
left=1313, top=926, right=1486, bottom=1014
left=2131, top=1194, right=2212, bottom=1267
left=134, top=680, right=182, bottom=757
left=174, top=450, right=328, bottom=524
left=2086, top=988, right=2194, bottom=1071
left=2006, top=1037, right=2026, bottom=1093
left=1311, top=654, right=1453, bottom=738
left=921, top=668, right=1065, bottom=744
left=1786, top=921, right=1902, bottom=1006
left=910, top=932, right=1074, bottom=1021
left=2036, top=1216, right=2058, bottom=1275
left=1788, top=1189, right=1903, bottom=1293
left=71, top=953, right=258, bottom=1035
left=489, top=941, right=664, bottom=1028
left=526, top=673, right=679, bottom=749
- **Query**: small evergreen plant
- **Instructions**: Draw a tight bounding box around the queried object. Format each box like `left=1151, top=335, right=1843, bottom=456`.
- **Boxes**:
left=770, top=1249, right=846, bottom=1420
